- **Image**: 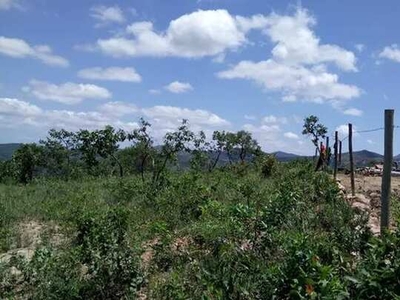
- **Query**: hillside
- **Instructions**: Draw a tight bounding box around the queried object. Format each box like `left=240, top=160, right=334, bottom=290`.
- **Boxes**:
left=0, top=143, right=388, bottom=167
left=272, top=151, right=302, bottom=162
left=339, top=150, right=384, bottom=167
left=0, top=143, right=22, bottom=161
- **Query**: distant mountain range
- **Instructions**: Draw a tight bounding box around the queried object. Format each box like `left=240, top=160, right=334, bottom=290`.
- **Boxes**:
left=0, top=143, right=393, bottom=168
left=0, top=143, right=22, bottom=161
left=338, top=150, right=384, bottom=167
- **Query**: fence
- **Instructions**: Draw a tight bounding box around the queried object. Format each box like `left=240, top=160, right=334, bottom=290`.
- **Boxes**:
left=322, top=109, right=396, bottom=234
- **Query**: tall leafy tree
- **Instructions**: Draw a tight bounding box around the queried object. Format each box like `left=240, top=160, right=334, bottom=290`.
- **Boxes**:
left=76, top=129, right=100, bottom=174
left=95, top=126, right=127, bottom=177
left=235, top=130, right=261, bottom=163
left=77, top=126, right=126, bottom=177
left=209, top=130, right=227, bottom=171
left=302, top=115, right=328, bottom=156
left=40, top=129, right=77, bottom=178
left=12, top=143, right=44, bottom=184
left=189, top=130, right=208, bottom=172
left=128, top=118, right=155, bottom=181
left=152, top=119, right=194, bottom=184
left=0, top=160, right=15, bottom=183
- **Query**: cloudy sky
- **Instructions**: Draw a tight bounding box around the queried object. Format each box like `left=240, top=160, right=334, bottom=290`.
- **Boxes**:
left=1, top=0, right=400, bottom=155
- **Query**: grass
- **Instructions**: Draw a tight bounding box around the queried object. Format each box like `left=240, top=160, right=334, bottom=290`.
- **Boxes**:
left=1, top=161, right=400, bottom=299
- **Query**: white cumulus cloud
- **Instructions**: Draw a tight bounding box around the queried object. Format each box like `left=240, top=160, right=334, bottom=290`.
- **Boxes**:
left=0, top=97, right=42, bottom=116
left=355, top=44, right=365, bottom=52
left=165, top=81, right=193, bottom=93
left=336, top=124, right=359, bottom=138
left=95, top=10, right=251, bottom=58
left=284, top=132, right=299, bottom=139
left=218, top=60, right=360, bottom=102
left=379, top=44, right=400, bottom=63
left=90, top=5, right=125, bottom=27
left=98, top=101, right=138, bottom=117
left=149, top=89, right=161, bottom=95
left=263, top=115, right=288, bottom=124
left=0, top=36, right=69, bottom=67
left=343, top=108, right=363, bottom=116
left=78, top=67, right=142, bottom=82
left=142, top=105, right=229, bottom=127
left=25, top=80, right=112, bottom=105
left=0, top=98, right=230, bottom=141
left=217, top=8, right=360, bottom=105
left=244, top=114, right=256, bottom=120
left=264, top=9, right=356, bottom=71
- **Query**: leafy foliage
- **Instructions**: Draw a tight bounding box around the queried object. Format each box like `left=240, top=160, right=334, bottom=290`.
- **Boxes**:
left=302, top=115, right=328, bottom=153
left=2, top=118, right=400, bottom=299
left=12, top=143, right=44, bottom=184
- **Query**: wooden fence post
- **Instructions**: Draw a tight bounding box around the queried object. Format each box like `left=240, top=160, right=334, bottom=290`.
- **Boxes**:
left=334, top=131, right=338, bottom=180
left=349, top=124, right=355, bottom=196
left=326, top=136, right=330, bottom=165
left=381, top=109, right=394, bottom=233
left=339, top=141, right=342, bottom=165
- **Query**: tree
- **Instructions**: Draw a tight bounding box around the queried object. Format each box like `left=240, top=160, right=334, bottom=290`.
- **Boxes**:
left=189, top=131, right=208, bottom=172
left=235, top=130, right=261, bottom=163
left=208, top=131, right=227, bottom=171
left=152, top=120, right=194, bottom=185
left=0, top=160, right=16, bottom=183
left=12, top=143, right=44, bottom=184
left=76, top=129, right=100, bottom=174
left=128, top=118, right=155, bottom=181
left=224, top=132, right=237, bottom=164
left=40, top=129, right=77, bottom=178
left=76, top=126, right=126, bottom=177
left=302, top=115, right=328, bottom=156
left=95, top=126, right=126, bottom=177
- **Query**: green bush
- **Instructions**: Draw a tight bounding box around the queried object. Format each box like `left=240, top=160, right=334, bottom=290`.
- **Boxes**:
left=1, top=208, right=143, bottom=299
left=3, top=159, right=400, bottom=299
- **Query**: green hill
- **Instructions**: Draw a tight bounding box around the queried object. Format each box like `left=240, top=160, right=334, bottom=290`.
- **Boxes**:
left=0, top=143, right=22, bottom=161
left=339, top=150, right=383, bottom=167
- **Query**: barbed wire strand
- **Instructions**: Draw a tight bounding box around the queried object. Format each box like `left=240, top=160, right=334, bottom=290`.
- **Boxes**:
left=320, top=125, right=400, bottom=145
left=324, top=125, right=400, bottom=144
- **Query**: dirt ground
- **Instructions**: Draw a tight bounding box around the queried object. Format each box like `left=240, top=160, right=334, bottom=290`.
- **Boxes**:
left=337, top=173, right=400, bottom=194
left=336, top=173, right=400, bottom=234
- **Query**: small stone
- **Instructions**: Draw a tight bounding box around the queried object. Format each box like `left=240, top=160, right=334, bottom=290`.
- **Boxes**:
left=354, top=194, right=370, bottom=206
left=370, top=192, right=379, bottom=199
left=337, top=182, right=346, bottom=192
left=371, top=197, right=381, bottom=208
left=352, top=201, right=370, bottom=212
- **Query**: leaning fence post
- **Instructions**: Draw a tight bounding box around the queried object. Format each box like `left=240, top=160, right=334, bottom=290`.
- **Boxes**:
left=349, top=124, right=355, bottom=196
left=326, top=136, right=330, bottom=165
left=381, top=109, right=394, bottom=233
left=334, top=131, right=338, bottom=180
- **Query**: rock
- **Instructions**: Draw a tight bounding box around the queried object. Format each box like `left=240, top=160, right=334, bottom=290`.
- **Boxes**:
left=348, top=194, right=370, bottom=206
left=337, top=182, right=346, bottom=193
left=368, top=216, right=380, bottom=235
left=355, top=194, right=370, bottom=205
left=370, top=192, right=380, bottom=199
left=371, top=197, right=381, bottom=208
left=0, top=248, right=35, bottom=264
left=352, top=201, right=371, bottom=212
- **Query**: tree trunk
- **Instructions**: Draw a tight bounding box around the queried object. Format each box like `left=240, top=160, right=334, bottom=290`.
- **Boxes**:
left=111, top=154, right=123, bottom=177
left=209, top=150, right=222, bottom=172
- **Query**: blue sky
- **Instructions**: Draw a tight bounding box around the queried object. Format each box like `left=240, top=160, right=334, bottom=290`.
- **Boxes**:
left=1, top=0, right=400, bottom=155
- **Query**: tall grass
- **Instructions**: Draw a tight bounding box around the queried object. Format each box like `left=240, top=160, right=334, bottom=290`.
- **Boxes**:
left=1, top=161, right=400, bottom=299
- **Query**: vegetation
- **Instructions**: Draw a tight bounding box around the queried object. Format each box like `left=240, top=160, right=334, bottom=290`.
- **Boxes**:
left=302, top=115, right=328, bottom=156
left=1, top=118, right=400, bottom=299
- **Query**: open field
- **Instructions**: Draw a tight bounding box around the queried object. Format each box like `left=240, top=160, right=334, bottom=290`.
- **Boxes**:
left=1, top=161, right=400, bottom=299
left=337, top=173, right=400, bottom=194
